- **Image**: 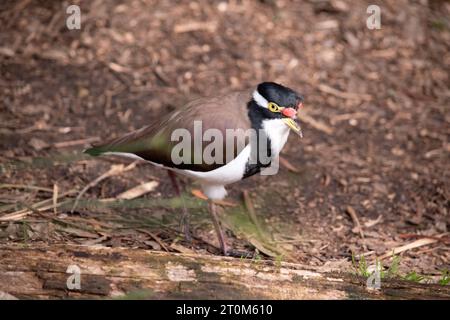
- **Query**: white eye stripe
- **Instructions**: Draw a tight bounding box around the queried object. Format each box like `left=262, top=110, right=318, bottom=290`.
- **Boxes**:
left=252, top=90, right=269, bottom=108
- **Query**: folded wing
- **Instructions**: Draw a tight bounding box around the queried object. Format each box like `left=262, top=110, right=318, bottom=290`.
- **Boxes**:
left=84, top=91, right=252, bottom=172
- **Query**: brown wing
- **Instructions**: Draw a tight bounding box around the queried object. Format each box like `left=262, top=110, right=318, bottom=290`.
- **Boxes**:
left=84, top=90, right=252, bottom=172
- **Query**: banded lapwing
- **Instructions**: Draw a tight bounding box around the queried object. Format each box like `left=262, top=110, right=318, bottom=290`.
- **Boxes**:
left=85, top=82, right=304, bottom=254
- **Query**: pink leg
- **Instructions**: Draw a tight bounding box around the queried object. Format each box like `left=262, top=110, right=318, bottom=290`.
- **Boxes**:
left=208, top=200, right=228, bottom=255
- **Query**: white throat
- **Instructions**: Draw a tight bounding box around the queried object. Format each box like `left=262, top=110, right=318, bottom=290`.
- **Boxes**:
left=253, top=89, right=291, bottom=157
left=262, top=119, right=290, bottom=157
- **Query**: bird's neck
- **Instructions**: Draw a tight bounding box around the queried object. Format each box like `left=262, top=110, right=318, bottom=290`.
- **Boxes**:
left=243, top=101, right=290, bottom=179
left=247, top=100, right=267, bottom=130
left=247, top=101, right=290, bottom=156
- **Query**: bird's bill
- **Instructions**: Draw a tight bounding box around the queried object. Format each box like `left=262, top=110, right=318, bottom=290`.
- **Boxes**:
left=282, top=118, right=303, bottom=138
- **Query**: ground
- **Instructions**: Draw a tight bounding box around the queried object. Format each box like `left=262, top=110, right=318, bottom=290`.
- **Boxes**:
left=0, top=0, right=449, bottom=286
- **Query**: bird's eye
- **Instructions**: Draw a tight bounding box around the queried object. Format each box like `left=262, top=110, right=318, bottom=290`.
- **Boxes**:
left=268, top=102, right=280, bottom=112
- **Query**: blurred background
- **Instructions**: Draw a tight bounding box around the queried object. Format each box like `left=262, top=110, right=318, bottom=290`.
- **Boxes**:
left=0, top=0, right=449, bottom=281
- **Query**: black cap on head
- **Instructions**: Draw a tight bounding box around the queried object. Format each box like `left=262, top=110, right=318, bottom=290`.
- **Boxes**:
left=257, top=82, right=303, bottom=109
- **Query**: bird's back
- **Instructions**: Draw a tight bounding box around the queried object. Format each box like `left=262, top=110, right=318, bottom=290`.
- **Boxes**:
left=85, top=90, right=253, bottom=172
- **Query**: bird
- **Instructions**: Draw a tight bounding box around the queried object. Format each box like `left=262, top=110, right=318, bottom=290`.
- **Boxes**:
left=84, top=82, right=304, bottom=255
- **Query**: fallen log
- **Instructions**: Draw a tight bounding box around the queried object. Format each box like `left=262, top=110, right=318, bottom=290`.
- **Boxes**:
left=0, top=245, right=448, bottom=299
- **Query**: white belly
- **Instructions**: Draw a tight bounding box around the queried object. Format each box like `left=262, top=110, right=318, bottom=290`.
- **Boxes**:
left=176, top=145, right=251, bottom=185
left=103, top=146, right=251, bottom=187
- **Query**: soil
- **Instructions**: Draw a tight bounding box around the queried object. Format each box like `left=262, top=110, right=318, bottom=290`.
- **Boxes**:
left=0, top=0, right=449, bottom=284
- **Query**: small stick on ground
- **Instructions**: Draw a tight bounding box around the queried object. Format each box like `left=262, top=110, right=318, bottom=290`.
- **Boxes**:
left=0, top=184, right=54, bottom=193
left=279, top=156, right=300, bottom=173
left=318, top=84, right=372, bottom=101
left=399, top=233, right=450, bottom=244
left=137, top=229, right=170, bottom=252
left=33, top=211, right=100, bottom=236
left=53, top=137, right=100, bottom=149
left=52, top=183, right=58, bottom=215
left=0, top=189, right=78, bottom=221
left=174, top=21, right=218, bottom=33
left=170, top=243, right=197, bottom=254
left=379, top=238, right=440, bottom=260
left=213, top=199, right=238, bottom=207
left=115, top=181, right=159, bottom=200
left=345, top=206, right=367, bottom=251
left=298, top=112, right=334, bottom=135
left=330, top=112, right=369, bottom=125
left=71, top=162, right=137, bottom=212
left=364, top=215, right=383, bottom=228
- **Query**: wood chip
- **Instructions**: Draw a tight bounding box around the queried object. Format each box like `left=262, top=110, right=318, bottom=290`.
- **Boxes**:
left=170, top=243, right=196, bottom=254
left=0, top=291, right=18, bottom=300
left=81, top=235, right=108, bottom=246
left=174, top=21, right=217, bottom=33
left=0, top=47, right=15, bottom=57
left=116, top=181, right=159, bottom=200
left=364, top=215, right=382, bottom=228
left=108, top=62, right=131, bottom=73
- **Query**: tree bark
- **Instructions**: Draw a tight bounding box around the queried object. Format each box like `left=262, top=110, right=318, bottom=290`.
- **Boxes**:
left=0, top=244, right=448, bottom=299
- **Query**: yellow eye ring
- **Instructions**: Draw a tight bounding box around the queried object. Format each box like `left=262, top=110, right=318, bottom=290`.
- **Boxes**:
left=268, top=102, right=281, bottom=113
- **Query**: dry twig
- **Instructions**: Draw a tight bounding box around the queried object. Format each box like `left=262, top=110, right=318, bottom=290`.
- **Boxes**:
left=53, top=137, right=100, bottom=149
left=174, top=21, right=217, bottom=33
left=71, top=162, right=138, bottom=212
left=116, top=181, right=159, bottom=200
left=298, top=111, right=334, bottom=135
left=379, top=238, right=440, bottom=260
left=0, top=189, right=77, bottom=221
left=345, top=206, right=367, bottom=250
left=318, top=84, right=372, bottom=101
left=0, top=184, right=53, bottom=193
left=52, top=183, right=58, bottom=215
left=279, top=156, right=300, bottom=173
left=137, top=229, right=170, bottom=252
